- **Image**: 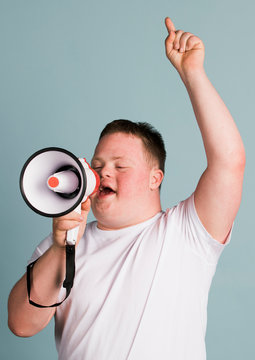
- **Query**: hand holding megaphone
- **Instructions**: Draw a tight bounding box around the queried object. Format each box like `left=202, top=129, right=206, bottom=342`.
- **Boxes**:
left=20, top=147, right=100, bottom=308
left=20, top=147, right=100, bottom=245
left=46, top=157, right=99, bottom=245
left=52, top=197, right=91, bottom=248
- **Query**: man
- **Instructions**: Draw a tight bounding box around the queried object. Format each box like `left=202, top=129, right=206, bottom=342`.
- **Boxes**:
left=8, top=18, right=245, bottom=359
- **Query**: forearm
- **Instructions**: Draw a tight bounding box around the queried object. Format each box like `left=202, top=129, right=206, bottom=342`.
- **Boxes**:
left=164, top=18, right=245, bottom=168
left=182, top=69, right=245, bottom=168
left=8, top=244, right=66, bottom=337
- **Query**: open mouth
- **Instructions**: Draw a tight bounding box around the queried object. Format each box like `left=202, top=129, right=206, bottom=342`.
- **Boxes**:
left=99, top=186, right=116, bottom=196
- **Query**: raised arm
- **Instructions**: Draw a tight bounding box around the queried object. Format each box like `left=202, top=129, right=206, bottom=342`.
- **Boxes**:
left=8, top=199, right=90, bottom=337
left=165, top=17, right=245, bottom=243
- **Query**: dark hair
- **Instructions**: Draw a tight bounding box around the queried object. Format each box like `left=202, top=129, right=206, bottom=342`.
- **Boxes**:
left=99, top=119, right=166, bottom=174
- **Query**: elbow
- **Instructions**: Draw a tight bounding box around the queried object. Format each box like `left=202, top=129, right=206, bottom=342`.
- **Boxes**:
left=8, top=297, right=33, bottom=337
left=8, top=314, right=39, bottom=338
left=225, top=137, right=246, bottom=170
left=8, top=309, right=53, bottom=338
left=8, top=320, right=37, bottom=338
left=8, top=318, right=30, bottom=338
left=232, top=145, right=246, bottom=172
left=235, top=137, right=246, bottom=168
left=214, top=144, right=246, bottom=172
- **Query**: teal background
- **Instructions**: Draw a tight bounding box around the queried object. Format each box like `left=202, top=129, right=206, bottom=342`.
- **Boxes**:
left=1, top=0, right=254, bottom=359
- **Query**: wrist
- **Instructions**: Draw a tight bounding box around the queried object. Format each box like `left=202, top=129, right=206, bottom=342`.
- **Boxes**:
left=179, top=66, right=207, bottom=88
left=51, top=242, right=66, bottom=255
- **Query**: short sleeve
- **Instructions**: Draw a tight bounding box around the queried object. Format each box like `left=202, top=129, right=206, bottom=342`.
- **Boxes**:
left=28, top=233, right=53, bottom=264
left=178, top=193, right=233, bottom=264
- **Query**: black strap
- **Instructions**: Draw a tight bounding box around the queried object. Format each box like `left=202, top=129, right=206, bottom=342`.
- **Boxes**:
left=26, top=244, right=75, bottom=308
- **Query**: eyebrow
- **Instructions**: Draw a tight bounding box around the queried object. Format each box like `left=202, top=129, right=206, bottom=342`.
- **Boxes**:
left=91, top=156, right=134, bottom=163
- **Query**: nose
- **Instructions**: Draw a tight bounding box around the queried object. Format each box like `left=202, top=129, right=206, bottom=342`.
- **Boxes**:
left=99, top=164, right=113, bottom=179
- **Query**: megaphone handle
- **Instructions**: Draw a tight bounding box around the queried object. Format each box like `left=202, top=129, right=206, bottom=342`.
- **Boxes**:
left=66, top=203, right=82, bottom=245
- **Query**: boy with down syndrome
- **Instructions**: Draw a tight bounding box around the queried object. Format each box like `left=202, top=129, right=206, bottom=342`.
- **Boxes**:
left=8, top=18, right=245, bottom=359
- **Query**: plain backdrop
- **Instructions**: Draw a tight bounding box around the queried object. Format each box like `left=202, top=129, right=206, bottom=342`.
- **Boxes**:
left=1, top=0, right=254, bottom=359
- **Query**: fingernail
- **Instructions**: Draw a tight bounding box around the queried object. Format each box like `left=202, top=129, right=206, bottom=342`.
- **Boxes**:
left=179, top=47, right=184, bottom=53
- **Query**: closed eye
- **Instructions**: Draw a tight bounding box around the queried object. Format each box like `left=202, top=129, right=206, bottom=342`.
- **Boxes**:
left=116, top=166, right=129, bottom=172
left=116, top=165, right=128, bottom=169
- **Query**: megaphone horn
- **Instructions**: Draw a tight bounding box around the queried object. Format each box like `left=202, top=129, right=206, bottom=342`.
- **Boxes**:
left=20, top=147, right=100, bottom=245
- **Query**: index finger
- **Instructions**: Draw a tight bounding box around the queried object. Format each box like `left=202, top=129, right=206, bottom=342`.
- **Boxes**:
left=165, top=17, right=176, bottom=33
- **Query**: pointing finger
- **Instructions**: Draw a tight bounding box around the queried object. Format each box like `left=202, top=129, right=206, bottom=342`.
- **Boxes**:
left=165, top=17, right=176, bottom=34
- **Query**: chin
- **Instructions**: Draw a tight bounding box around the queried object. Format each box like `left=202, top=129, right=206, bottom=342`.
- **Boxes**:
left=94, top=215, right=121, bottom=230
left=91, top=206, right=126, bottom=230
left=91, top=203, right=115, bottom=223
left=91, top=198, right=111, bottom=213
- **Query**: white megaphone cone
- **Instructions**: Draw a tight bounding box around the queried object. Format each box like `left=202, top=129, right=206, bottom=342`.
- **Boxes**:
left=20, top=147, right=100, bottom=245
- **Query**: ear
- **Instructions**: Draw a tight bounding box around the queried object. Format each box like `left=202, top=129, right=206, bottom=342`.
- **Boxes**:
left=149, top=168, right=164, bottom=190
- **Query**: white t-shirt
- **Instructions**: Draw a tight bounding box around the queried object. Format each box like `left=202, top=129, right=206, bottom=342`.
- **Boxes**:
left=29, top=194, right=231, bottom=360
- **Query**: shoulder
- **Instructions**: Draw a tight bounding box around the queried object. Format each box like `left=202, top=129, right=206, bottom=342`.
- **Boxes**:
left=164, top=193, right=195, bottom=221
left=165, top=193, right=231, bottom=263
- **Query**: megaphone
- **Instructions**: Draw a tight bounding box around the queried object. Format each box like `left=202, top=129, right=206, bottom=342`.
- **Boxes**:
left=20, top=147, right=100, bottom=245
